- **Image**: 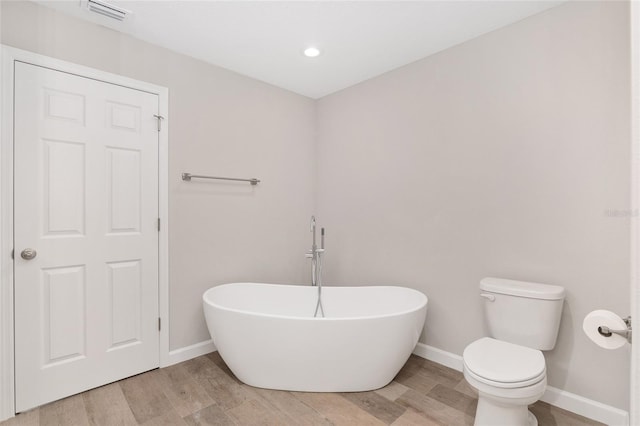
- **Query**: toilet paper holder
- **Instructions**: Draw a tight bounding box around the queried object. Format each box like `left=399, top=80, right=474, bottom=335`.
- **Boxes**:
left=597, top=316, right=632, bottom=343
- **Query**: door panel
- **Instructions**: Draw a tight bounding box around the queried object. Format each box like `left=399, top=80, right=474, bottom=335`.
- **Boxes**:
left=14, top=62, right=159, bottom=411
left=106, top=148, right=142, bottom=233
left=44, top=139, right=86, bottom=235
left=107, top=260, right=142, bottom=349
left=42, top=265, right=86, bottom=365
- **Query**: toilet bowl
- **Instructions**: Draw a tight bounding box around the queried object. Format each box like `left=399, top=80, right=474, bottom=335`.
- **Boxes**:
left=463, top=278, right=565, bottom=426
left=463, top=338, right=547, bottom=426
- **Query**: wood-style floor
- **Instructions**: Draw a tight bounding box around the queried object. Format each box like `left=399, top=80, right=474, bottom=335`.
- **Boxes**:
left=2, top=352, right=603, bottom=426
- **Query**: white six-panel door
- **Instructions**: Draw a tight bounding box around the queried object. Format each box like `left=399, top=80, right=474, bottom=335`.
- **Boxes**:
left=14, top=62, right=160, bottom=411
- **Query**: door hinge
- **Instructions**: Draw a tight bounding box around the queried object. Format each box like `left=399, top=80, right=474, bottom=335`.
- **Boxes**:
left=153, top=114, right=165, bottom=132
left=157, top=218, right=161, bottom=232
left=11, top=249, right=14, bottom=260
left=158, top=317, right=161, bottom=331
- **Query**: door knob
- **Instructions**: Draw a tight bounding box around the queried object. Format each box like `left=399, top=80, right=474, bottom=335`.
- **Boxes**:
left=20, top=248, right=37, bottom=260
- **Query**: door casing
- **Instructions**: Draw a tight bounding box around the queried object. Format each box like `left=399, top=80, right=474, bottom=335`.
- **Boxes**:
left=0, top=45, right=170, bottom=421
left=631, top=2, right=640, bottom=424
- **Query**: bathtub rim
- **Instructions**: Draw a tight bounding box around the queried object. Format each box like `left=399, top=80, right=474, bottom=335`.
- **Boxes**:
left=202, top=282, right=428, bottom=322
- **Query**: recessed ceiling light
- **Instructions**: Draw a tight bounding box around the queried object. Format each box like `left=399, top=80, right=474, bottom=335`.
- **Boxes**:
left=303, top=47, right=321, bottom=58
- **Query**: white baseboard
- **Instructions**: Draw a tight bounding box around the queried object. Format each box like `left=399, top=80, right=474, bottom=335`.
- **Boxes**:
left=412, top=342, right=629, bottom=426
left=541, top=386, right=630, bottom=426
left=164, top=339, right=216, bottom=367
left=412, top=342, right=464, bottom=371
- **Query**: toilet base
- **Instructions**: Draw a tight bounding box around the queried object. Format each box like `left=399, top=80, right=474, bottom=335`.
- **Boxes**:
left=474, top=392, right=538, bottom=426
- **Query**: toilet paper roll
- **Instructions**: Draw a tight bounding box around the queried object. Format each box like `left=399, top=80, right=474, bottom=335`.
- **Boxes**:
left=582, top=310, right=628, bottom=350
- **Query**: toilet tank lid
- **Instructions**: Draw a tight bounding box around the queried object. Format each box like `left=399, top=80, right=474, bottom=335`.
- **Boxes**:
left=480, top=277, right=565, bottom=300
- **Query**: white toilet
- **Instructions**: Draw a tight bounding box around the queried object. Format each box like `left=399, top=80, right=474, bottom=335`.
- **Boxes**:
left=462, top=277, right=565, bottom=426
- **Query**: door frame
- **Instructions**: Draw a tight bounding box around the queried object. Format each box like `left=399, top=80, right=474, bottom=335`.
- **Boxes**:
left=632, top=2, right=639, bottom=424
left=0, top=45, right=170, bottom=421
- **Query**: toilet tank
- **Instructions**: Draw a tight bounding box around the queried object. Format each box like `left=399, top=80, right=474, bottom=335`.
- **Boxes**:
left=480, top=277, right=565, bottom=351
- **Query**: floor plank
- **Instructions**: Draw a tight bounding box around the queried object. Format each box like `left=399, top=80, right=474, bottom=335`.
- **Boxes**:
left=140, top=410, right=188, bottom=426
left=119, top=370, right=173, bottom=424
left=391, top=407, right=443, bottom=426
left=182, top=356, right=256, bottom=411
left=38, top=394, right=88, bottom=426
left=374, top=381, right=409, bottom=402
left=394, top=366, right=440, bottom=395
left=420, top=360, right=464, bottom=388
left=294, top=392, right=386, bottom=426
left=252, top=388, right=333, bottom=426
left=453, top=378, right=478, bottom=399
left=225, top=399, right=295, bottom=426
left=183, top=404, right=235, bottom=426
left=426, top=384, right=477, bottom=418
left=156, top=363, right=213, bottom=417
left=339, top=391, right=406, bottom=424
left=83, top=383, right=137, bottom=426
left=396, top=389, right=475, bottom=426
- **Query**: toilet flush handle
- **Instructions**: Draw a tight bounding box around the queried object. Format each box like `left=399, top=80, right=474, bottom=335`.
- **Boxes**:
left=480, top=293, right=496, bottom=302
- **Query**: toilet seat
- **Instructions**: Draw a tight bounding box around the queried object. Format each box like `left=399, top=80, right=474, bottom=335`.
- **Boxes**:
left=464, top=362, right=545, bottom=389
left=463, top=337, right=546, bottom=389
left=464, top=366, right=547, bottom=401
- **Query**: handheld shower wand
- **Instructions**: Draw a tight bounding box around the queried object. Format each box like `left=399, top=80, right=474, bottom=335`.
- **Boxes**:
left=307, top=216, right=325, bottom=318
left=310, top=216, right=317, bottom=287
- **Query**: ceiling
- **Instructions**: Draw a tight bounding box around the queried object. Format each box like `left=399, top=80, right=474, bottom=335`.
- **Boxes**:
left=36, top=0, right=564, bottom=99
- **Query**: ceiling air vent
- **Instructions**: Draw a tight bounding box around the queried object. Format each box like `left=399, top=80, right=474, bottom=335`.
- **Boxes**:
left=87, top=0, right=130, bottom=21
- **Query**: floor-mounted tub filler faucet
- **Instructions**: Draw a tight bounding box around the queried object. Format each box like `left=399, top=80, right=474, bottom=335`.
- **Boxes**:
left=306, top=216, right=325, bottom=318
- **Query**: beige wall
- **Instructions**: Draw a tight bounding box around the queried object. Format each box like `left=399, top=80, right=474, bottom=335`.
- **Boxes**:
left=1, top=0, right=317, bottom=350
left=316, top=1, right=630, bottom=410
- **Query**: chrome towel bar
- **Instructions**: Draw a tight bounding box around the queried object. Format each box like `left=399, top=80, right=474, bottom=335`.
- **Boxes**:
left=182, top=173, right=260, bottom=186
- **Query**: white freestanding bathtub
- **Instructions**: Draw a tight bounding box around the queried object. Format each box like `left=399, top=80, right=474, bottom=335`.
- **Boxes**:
left=202, top=283, right=427, bottom=392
